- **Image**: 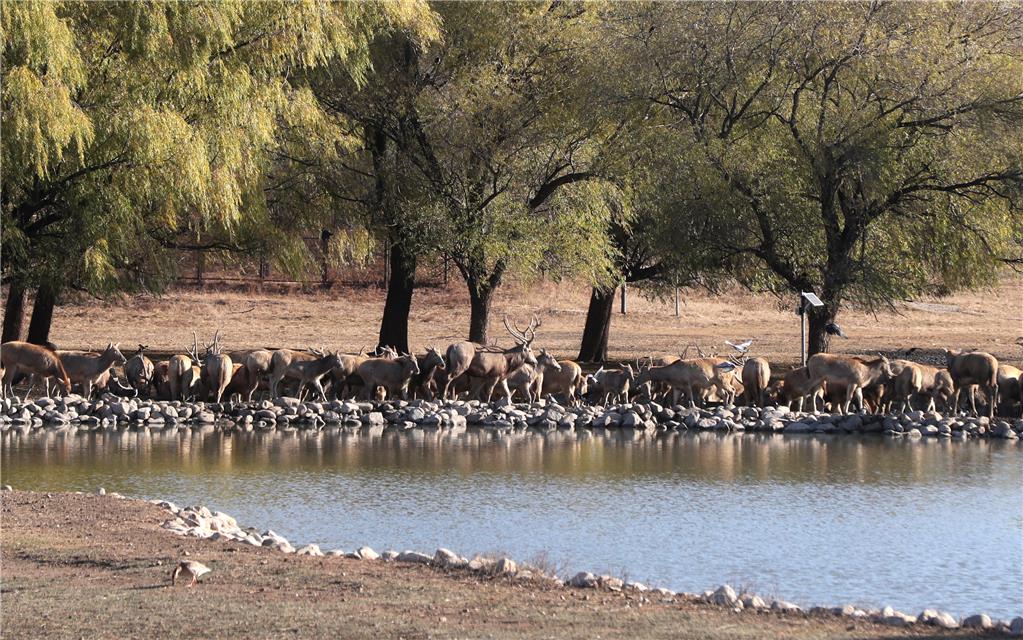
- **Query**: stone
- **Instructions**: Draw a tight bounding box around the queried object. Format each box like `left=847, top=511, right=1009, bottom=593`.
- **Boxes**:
left=95, top=487, right=106, bottom=496
left=272, top=541, right=296, bottom=554
left=325, top=549, right=346, bottom=557
left=1009, top=617, right=1023, bottom=635
left=883, top=612, right=916, bottom=627
left=710, top=585, right=739, bottom=607
left=742, top=594, right=768, bottom=609
left=433, top=548, right=461, bottom=567
left=495, top=557, right=517, bottom=575
left=356, top=546, right=380, bottom=560
left=771, top=600, right=801, bottom=613
left=296, top=544, right=324, bottom=557
left=568, top=571, right=598, bottom=588
left=1, top=484, right=11, bottom=491
left=832, top=604, right=856, bottom=616
left=599, top=576, right=624, bottom=592
left=625, top=582, right=649, bottom=592
left=962, top=614, right=993, bottom=629
left=397, top=550, right=433, bottom=564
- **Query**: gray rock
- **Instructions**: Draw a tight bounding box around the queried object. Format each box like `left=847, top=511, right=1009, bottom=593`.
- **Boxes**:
left=883, top=612, right=916, bottom=627
left=95, top=487, right=106, bottom=496
left=962, top=614, right=993, bottom=629
left=296, top=544, right=324, bottom=556
left=1, top=484, right=11, bottom=491
left=356, top=546, right=380, bottom=560
left=710, top=585, right=739, bottom=607
left=742, top=594, right=768, bottom=609
left=568, top=571, right=598, bottom=588
left=599, top=575, right=624, bottom=591
left=433, top=548, right=461, bottom=567
left=1009, top=617, right=1023, bottom=635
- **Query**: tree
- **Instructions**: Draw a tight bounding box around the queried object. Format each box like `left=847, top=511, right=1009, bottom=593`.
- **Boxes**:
left=628, top=2, right=1023, bottom=355
left=1, top=1, right=436, bottom=342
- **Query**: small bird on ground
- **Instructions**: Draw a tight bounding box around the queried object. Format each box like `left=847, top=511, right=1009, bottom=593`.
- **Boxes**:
left=171, top=560, right=211, bottom=587
left=725, top=339, right=753, bottom=354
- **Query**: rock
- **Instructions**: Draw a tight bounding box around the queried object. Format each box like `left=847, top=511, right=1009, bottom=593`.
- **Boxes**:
left=1009, top=617, right=1023, bottom=635
left=568, top=571, right=598, bottom=588
left=433, top=548, right=461, bottom=567
left=883, top=612, right=916, bottom=627
left=710, top=585, right=739, bottom=607
left=296, top=544, right=324, bottom=557
left=495, top=557, right=517, bottom=575
left=380, top=550, right=398, bottom=561
left=272, top=541, right=296, bottom=554
left=625, top=582, right=649, bottom=592
left=325, top=549, right=345, bottom=557
left=356, top=546, right=380, bottom=560
left=918, top=609, right=958, bottom=629
left=742, top=594, right=768, bottom=609
left=95, top=487, right=106, bottom=496
left=962, top=614, right=993, bottom=629
left=397, top=550, right=433, bottom=564
left=832, top=604, right=856, bottom=616
left=599, top=575, right=624, bottom=592
left=1, top=484, right=11, bottom=491
left=771, top=600, right=801, bottom=613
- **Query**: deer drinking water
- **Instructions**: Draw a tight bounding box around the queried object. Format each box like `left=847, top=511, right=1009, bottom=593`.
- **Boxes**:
left=1, top=341, right=72, bottom=401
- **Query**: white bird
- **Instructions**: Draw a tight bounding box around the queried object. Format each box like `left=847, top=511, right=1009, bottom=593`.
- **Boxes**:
left=171, top=560, right=211, bottom=587
left=725, top=339, right=753, bottom=354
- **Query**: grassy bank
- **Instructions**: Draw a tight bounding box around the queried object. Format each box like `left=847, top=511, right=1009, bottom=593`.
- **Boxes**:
left=0, top=490, right=985, bottom=639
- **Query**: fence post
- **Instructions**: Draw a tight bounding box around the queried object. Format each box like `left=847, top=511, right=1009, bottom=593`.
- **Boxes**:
left=674, top=286, right=680, bottom=317
left=620, top=282, right=628, bottom=315
left=196, top=251, right=205, bottom=287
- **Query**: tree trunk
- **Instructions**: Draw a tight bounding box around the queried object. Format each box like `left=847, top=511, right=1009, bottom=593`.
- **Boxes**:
left=27, top=282, right=58, bottom=346
left=2, top=279, right=27, bottom=343
left=377, top=239, right=416, bottom=353
left=806, top=304, right=838, bottom=357
left=467, top=282, right=494, bottom=344
left=577, top=286, right=616, bottom=363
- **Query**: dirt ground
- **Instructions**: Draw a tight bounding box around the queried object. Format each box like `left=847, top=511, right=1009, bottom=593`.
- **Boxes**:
left=0, top=490, right=988, bottom=640
left=37, top=274, right=1023, bottom=368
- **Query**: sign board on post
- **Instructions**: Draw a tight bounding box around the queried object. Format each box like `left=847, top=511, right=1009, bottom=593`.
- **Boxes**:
left=799, top=292, right=824, bottom=366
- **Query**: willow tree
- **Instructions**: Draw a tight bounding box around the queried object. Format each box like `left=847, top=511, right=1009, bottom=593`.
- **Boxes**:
left=1, top=1, right=436, bottom=343
left=395, top=1, right=629, bottom=343
left=625, top=1, right=1023, bottom=355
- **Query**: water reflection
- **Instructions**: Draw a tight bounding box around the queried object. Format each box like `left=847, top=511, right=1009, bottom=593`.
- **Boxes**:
left=3, top=426, right=1021, bottom=619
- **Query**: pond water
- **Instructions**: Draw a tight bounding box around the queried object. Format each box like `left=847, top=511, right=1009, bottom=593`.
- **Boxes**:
left=3, top=426, right=1022, bottom=619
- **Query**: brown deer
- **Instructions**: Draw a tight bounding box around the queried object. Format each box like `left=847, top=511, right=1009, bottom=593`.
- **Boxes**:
left=505, top=348, right=562, bottom=402
left=56, top=342, right=127, bottom=398
left=197, top=331, right=233, bottom=403
left=806, top=353, right=893, bottom=414
left=124, top=345, right=155, bottom=396
left=540, top=359, right=587, bottom=406
left=357, top=353, right=421, bottom=400
left=1, top=341, right=72, bottom=400
left=270, top=349, right=343, bottom=400
left=634, top=357, right=737, bottom=408
left=168, top=343, right=193, bottom=401
left=590, top=364, right=636, bottom=404
left=741, top=357, right=771, bottom=407
left=411, top=347, right=447, bottom=400
left=443, top=316, right=541, bottom=402
left=944, top=350, right=999, bottom=418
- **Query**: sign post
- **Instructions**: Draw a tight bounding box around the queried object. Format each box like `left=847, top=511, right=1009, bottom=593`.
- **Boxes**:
left=799, top=292, right=824, bottom=366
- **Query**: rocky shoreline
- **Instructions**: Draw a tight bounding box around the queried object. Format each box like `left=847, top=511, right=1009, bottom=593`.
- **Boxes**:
left=13, top=485, right=1007, bottom=635
left=2, top=394, right=1022, bottom=440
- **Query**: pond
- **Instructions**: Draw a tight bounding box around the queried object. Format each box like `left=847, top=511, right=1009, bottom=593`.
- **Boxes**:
left=3, top=426, right=1021, bottom=619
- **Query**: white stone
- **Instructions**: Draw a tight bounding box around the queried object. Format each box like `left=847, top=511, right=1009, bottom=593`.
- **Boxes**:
left=433, top=548, right=461, bottom=567
left=771, top=600, right=802, bottom=613
left=568, top=571, right=597, bottom=588
left=296, top=544, right=324, bottom=557
left=397, top=550, right=432, bottom=564
left=495, top=557, right=517, bottom=575
left=95, top=487, right=106, bottom=495
left=710, top=585, right=739, bottom=607
left=356, top=546, right=380, bottom=560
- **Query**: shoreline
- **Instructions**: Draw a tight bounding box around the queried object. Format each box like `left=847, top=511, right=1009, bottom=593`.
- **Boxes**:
left=3, top=394, right=1022, bottom=441
left=1, top=487, right=1019, bottom=638
left=3, top=486, right=1018, bottom=633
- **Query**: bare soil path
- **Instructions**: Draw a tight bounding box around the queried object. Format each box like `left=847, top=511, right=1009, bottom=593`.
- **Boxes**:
left=0, top=490, right=986, bottom=639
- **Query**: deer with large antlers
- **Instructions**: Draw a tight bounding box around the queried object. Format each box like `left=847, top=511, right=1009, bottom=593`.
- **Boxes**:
left=443, top=315, right=541, bottom=402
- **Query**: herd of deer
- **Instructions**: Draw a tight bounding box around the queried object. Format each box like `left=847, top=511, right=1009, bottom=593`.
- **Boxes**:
left=1, top=317, right=1020, bottom=420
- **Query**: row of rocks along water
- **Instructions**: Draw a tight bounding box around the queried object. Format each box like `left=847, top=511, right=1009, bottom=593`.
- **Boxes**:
left=2, top=394, right=1022, bottom=439
left=8, top=488, right=1005, bottom=635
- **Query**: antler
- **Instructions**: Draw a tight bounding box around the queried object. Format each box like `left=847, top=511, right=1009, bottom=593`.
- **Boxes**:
left=503, top=315, right=527, bottom=343
left=522, top=314, right=541, bottom=345
left=186, top=332, right=200, bottom=361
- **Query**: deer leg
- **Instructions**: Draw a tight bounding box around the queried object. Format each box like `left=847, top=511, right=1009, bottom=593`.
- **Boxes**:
left=989, top=383, right=998, bottom=419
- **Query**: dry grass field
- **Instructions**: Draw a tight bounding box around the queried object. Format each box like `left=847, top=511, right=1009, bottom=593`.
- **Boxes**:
left=0, top=490, right=984, bottom=640
left=41, top=274, right=1023, bottom=369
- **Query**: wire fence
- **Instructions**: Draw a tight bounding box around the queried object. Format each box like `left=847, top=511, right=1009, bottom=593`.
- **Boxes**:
left=171, top=237, right=452, bottom=289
